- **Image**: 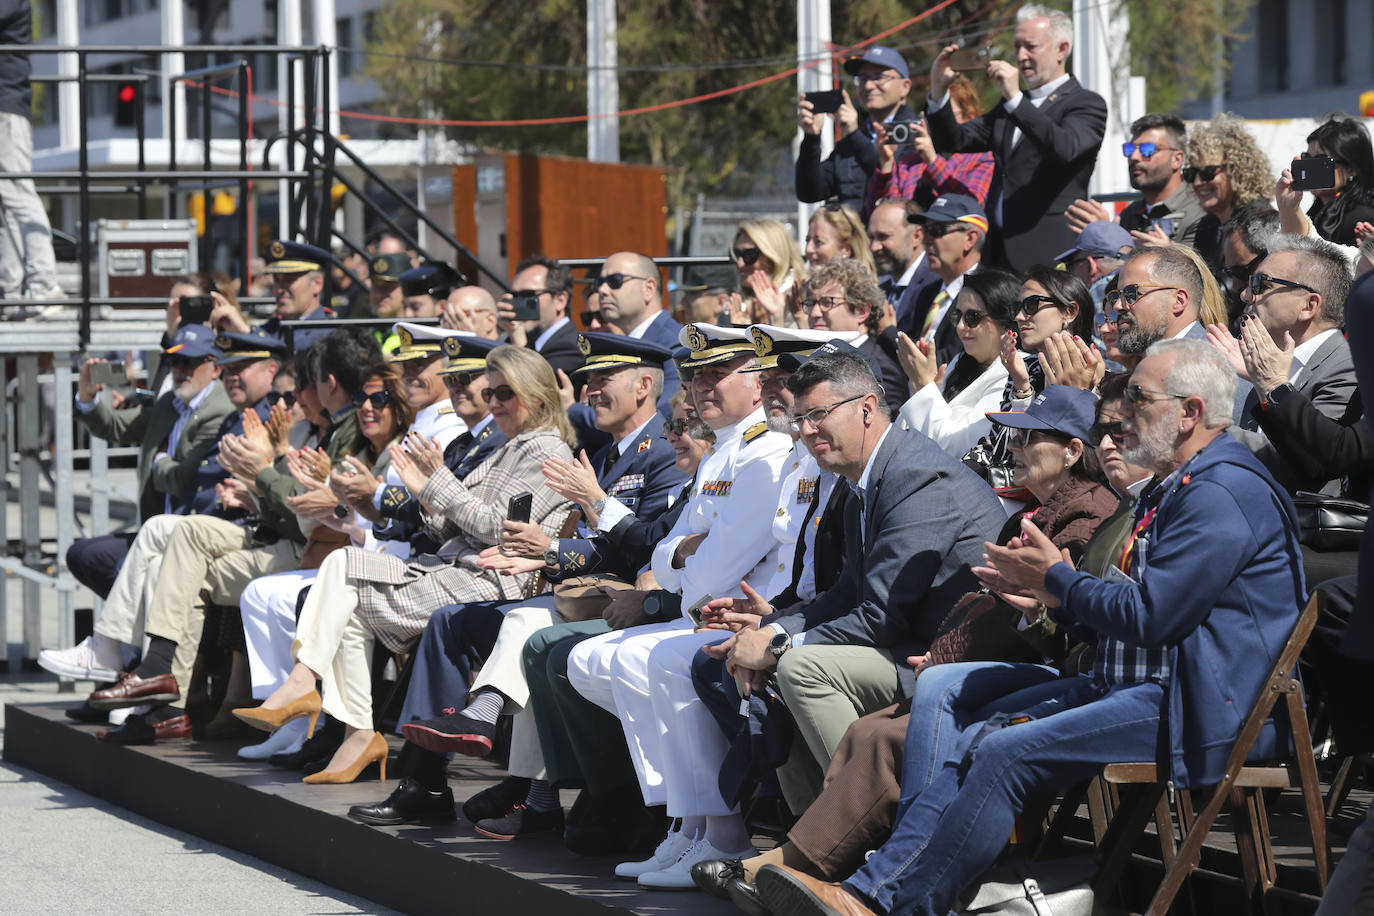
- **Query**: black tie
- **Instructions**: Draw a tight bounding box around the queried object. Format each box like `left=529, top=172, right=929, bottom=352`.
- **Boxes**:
left=787, top=484, right=824, bottom=594
left=603, top=445, right=620, bottom=474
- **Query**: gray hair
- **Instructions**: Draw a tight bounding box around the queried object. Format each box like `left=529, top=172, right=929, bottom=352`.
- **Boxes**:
left=1017, top=4, right=1073, bottom=50
left=785, top=350, right=884, bottom=404
left=1266, top=234, right=1353, bottom=325
left=1219, top=201, right=1280, bottom=260
left=1147, top=338, right=1237, bottom=428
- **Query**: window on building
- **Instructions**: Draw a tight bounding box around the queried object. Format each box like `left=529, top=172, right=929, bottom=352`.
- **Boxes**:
left=337, top=17, right=356, bottom=78
left=1313, top=0, right=1347, bottom=85
left=1257, top=0, right=1289, bottom=93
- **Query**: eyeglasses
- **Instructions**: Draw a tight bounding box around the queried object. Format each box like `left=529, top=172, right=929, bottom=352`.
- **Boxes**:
left=1122, top=142, right=1174, bottom=158
left=443, top=372, right=477, bottom=390
left=1222, top=254, right=1264, bottom=286
left=952, top=308, right=989, bottom=329
left=165, top=354, right=211, bottom=371
left=923, top=222, right=964, bottom=239
left=730, top=246, right=762, bottom=265
left=1182, top=164, right=1226, bottom=182
left=265, top=390, right=296, bottom=408
left=481, top=385, right=518, bottom=403
left=1102, top=284, right=1177, bottom=320
left=1124, top=384, right=1188, bottom=405
left=1089, top=420, right=1126, bottom=445
left=1017, top=294, right=1060, bottom=317
left=852, top=72, right=898, bottom=86
left=803, top=295, right=850, bottom=312
left=663, top=418, right=689, bottom=436
left=789, top=394, right=864, bottom=434
left=1248, top=272, right=1318, bottom=299
left=352, top=389, right=392, bottom=410
left=597, top=273, right=650, bottom=291
left=1003, top=426, right=1050, bottom=448
left=578, top=310, right=600, bottom=325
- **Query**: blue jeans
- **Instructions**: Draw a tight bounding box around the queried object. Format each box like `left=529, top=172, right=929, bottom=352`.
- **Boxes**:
left=1315, top=801, right=1374, bottom=914
left=848, top=675, right=1165, bottom=916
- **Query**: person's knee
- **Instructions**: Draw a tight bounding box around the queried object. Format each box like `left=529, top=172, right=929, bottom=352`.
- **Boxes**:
left=776, top=645, right=825, bottom=695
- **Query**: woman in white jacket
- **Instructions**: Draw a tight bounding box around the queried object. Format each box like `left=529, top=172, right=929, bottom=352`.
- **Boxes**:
left=895, top=268, right=1021, bottom=456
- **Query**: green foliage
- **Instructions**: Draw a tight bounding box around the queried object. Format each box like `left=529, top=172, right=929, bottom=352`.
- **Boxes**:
left=1121, top=0, right=1257, bottom=113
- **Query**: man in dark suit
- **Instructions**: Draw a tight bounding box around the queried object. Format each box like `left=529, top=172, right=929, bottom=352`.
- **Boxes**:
left=711, top=341, right=1003, bottom=803
left=349, top=334, right=687, bottom=832
left=1229, top=236, right=1358, bottom=494
left=498, top=254, right=583, bottom=379
left=586, top=250, right=683, bottom=417
left=869, top=199, right=939, bottom=329
left=904, top=194, right=987, bottom=366
left=925, top=7, right=1107, bottom=271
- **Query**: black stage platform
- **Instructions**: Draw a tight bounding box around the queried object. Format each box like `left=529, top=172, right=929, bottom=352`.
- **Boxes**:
left=5, top=701, right=1361, bottom=915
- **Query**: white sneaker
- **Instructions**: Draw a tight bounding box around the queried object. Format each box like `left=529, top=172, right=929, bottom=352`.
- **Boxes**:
left=238, top=717, right=308, bottom=760
left=638, top=838, right=757, bottom=890
left=37, top=636, right=123, bottom=681
left=614, top=828, right=694, bottom=880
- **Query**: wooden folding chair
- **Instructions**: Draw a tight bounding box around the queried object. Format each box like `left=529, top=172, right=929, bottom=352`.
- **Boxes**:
left=1089, top=591, right=1329, bottom=915
left=523, top=507, right=581, bottom=598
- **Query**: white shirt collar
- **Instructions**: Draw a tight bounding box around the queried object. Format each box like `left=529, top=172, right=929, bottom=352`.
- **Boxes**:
left=856, top=422, right=894, bottom=493
left=1291, top=327, right=1340, bottom=380
left=1125, top=475, right=1153, bottom=497
left=627, top=311, right=662, bottom=339
left=849, top=332, right=870, bottom=349
left=533, top=315, right=571, bottom=352
left=468, top=414, right=495, bottom=437
left=616, top=416, right=654, bottom=455
left=896, top=251, right=925, bottom=288
left=1027, top=73, right=1072, bottom=101
left=1169, top=320, right=1200, bottom=340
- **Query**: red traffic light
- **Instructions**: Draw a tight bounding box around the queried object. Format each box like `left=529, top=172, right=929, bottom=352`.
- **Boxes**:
left=118, top=84, right=136, bottom=104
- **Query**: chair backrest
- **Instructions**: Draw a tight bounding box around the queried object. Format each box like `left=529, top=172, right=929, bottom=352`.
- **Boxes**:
left=525, top=506, right=582, bottom=598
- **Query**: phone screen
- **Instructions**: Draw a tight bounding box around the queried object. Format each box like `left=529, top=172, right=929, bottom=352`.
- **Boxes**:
left=804, top=90, right=844, bottom=114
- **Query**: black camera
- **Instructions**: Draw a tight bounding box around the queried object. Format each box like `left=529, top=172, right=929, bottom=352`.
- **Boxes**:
left=887, top=120, right=923, bottom=145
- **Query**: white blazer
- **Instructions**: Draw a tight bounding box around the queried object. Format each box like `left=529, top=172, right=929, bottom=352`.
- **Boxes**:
left=899, top=353, right=1009, bottom=458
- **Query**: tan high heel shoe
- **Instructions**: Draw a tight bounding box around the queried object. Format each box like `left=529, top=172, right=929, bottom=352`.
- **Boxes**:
left=232, top=689, right=322, bottom=738
left=302, top=731, right=388, bottom=785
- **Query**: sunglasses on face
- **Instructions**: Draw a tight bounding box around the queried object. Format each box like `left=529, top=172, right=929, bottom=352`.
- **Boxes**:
left=1248, top=272, right=1318, bottom=298
left=1089, top=420, right=1126, bottom=445
left=1182, top=164, right=1226, bottom=182
left=663, top=418, right=689, bottom=436
left=1124, top=383, right=1187, bottom=405
left=1222, top=254, right=1264, bottom=285
left=1122, top=142, right=1172, bottom=158
left=352, top=389, right=392, bottom=410
left=598, top=273, right=648, bottom=291
left=443, top=372, right=477, bottom=390
left=923, top=223, right=963, bottom=239
left=481, top=385, right=518, bottom=403
left=166, top=355, right=211, bottom=371
left=952, top=308, right=989, bottom=329
left=265, top=390, right=297, bottom=408
left=730, top=246, right=762, bottom=265
left=1017, top=294, right=1059, bottom=317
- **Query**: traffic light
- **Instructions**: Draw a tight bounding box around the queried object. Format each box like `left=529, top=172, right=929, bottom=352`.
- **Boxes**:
left=114, top=81, right=137, bottom=127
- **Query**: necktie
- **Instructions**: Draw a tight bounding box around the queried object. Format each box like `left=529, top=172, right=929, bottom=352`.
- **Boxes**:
left=603, top=445, right=620, bottom=475
left=787, top=483, right=824, bottom=593
left=921, top=289, right=948, bottom=339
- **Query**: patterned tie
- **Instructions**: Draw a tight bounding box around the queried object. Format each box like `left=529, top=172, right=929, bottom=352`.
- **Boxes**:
left=921, top=289, right=949, bottom=339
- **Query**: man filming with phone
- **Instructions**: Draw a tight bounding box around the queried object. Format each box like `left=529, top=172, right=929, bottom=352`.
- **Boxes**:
left=925, top=4, right=1107, bottom=271
left=796, top=46, right=915, bottom=214
left=497, top=254, right=583, bottom=379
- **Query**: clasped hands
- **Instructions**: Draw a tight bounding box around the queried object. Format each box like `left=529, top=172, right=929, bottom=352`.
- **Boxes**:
left=697, top=581, right=778, bottom=697
left=972, top=516, right=1074, bottom=622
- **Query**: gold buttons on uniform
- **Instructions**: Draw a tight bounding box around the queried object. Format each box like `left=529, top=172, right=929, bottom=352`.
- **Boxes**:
left=777, top=508, right=785, bottom=517
left=778, top=563, right=785, bottom=572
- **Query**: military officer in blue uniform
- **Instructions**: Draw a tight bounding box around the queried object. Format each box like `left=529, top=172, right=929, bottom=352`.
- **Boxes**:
left=260, top=240, right=336, bottom=351
left=399, top=262, right=464, bottom=319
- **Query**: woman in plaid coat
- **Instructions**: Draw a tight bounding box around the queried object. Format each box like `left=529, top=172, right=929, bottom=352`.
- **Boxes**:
left=240, top=346, right=576, bottom=783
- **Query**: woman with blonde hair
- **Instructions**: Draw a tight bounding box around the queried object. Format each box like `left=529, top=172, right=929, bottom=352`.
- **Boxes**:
left=726, top=218, right=807, bottom=328
left=236, top=345, right=575, bottom=784
left=806, top=204, right=878, bottom=279
left=1186, top=113, right=1273, bottom=267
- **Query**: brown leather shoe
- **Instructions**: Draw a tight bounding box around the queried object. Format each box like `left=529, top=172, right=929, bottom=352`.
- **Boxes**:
left=755, top=865, right=879, bottom=916
left=89, top=673, right=180, bottom=710
left=153, top=713, right=192, bottom=740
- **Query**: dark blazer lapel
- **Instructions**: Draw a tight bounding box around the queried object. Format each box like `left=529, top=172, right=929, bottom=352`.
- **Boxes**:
left=602, top=414, right=665, bottom=484
left=1295, top=333, right=1347, bottom=394
left=862, top=428, right=902, bottom=546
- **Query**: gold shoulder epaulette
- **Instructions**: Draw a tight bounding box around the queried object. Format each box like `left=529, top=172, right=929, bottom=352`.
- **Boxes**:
left=743, top=422, right=768, bottom=444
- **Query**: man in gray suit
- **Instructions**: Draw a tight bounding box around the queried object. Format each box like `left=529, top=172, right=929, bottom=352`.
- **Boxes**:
left=711, top=340, right=1004, bottom=801
left=1224, top=235, right=1357, bottom=493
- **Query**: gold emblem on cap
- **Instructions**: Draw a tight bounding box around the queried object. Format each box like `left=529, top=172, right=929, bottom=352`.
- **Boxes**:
left=216, top=334, right=232, bottom=349
left=397, top=327, right=413, bottom=347
left=751, top=328, right=774, bottom=357
left=269, top=240, right=285, bottom=259
left=373, top=257, right=388, bottom=274
left=578, top=334, right=592, bottom=356
left=443, top=336, right=461, bottom=356
left=685, top=325, right=708, bottom=353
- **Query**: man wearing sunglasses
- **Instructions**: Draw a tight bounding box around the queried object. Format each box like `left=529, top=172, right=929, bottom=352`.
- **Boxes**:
left=925, top=6, right=1106, bottom=271
left=1216, top=201, right=1280, bottom=326
left=1114, top=114, right=1205, bottom=249
left=905, top=194, right=987, bottom=365
left=499, top=254, right=583, bottom=381
left=589, top=251, right=682, bottom=418
left=1227, top=236, right=1359, bottom=494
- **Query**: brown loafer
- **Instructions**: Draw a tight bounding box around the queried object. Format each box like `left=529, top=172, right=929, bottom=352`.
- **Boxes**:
left=89, top=673, right=180, bottom=710
left=153, top=713, right=192, bottom=740
left=755, top=865, right=878, bottom=916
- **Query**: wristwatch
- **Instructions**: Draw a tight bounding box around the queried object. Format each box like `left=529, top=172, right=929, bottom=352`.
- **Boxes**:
left=592, top=496, right=609, bottom=518
left=643, top=593, right=662, bottom=619
left=768, top=631, right=791, bottom=660
left=543, top=540, right=560, bottom=568
left=1263, top=382, right=1294, bottom=409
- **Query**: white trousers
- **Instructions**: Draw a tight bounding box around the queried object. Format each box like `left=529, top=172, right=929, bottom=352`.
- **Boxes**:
left=92, top=513, right=183, bottom=647
left=240, top=568, right=317, bottom=699
left=473, top=596, right=561, bottom=781
left=294, top=550, right=372, bottom=731
left=568, top=619, right=734, bottom=816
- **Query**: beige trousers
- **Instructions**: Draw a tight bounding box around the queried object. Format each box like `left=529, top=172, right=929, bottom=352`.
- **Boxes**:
left=294, top=549, right=373, bottom=731
left=93, top=513, right=184, bottom=646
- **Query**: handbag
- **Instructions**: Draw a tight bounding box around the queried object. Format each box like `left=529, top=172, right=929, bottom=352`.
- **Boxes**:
left=1292, top=491, right=1369, bottom=551
left=552, top=575, right=635, bottom=622
left=959, top=856, right=1100, bottom=916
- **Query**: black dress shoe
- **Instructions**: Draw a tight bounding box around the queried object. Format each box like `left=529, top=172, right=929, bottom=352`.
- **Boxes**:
left=65, top=699, right=111, bottom=724
left=401, top=712, right=496, bottom=757
left=727, top=877, right=771, bottom=916
left=97, top=713, right=156, bottom=745
left=461, top=776, right=529, bottom=824
left=349, top=779, right=457, bottom=826
left=564, top=803, right=664, bottom=859
left=693, top=858, right=746, bottom=898
left=474, top=802, right=565, bottom=840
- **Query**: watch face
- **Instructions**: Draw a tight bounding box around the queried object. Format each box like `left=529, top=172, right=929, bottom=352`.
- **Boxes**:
left=643, top=595, right=660, bottom=615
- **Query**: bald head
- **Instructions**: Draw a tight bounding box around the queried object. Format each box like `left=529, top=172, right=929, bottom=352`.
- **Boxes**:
left=447, top=285, right=501, bottom=339
left=597, top=251, right=661, bottom=331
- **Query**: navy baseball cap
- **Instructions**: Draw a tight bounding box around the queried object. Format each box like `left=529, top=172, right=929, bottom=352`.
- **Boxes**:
left=911, top=194, right=989, bottom=231
left=164, top=323, right=222, bottom=360
left=843, top=45, right=909, bottom=79
left=987, top=385, right=1099, bottom=443
left=1055, top=221, right=1135, bottom=264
